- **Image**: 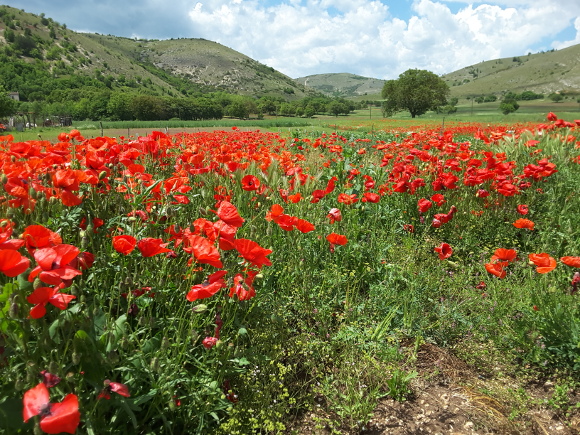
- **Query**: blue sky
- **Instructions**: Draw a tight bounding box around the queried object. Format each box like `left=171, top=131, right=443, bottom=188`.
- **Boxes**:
left=3, top=1, right=580, bottom=79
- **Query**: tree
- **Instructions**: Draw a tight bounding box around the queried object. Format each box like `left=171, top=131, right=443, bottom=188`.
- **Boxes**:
left=0, top=85, right=16, bottom=118
left=381, top=69, right=450, bottom=118
left=499, top=97, right=519, bottom=115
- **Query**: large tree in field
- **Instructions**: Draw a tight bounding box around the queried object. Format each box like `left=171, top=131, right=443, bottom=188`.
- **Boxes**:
left=381, top=69, right=450, bottom=118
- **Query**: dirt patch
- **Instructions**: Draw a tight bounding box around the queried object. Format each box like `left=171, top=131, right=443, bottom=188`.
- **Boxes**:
left=289, top=343, right=580, bottom=434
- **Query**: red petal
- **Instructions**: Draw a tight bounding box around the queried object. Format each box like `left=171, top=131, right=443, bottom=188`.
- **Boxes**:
left=34, top=248, right=57, bottom=270
left=40, top=394, right=80, bottom=434
left=23, top=383, right=49, bottom=422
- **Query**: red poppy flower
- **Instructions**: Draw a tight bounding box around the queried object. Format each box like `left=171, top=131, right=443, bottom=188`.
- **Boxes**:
left=288, top=193, right=302, bottom=203
left=234, top=239, right=272, bottom=268
left=516, top=204, right=529, bottom=215
left=137, top=238, right=172, bottom=257
left=40, top=371, right=61, bottom=388
left=28, top=245, right=83, bottom=288
left=528, top=253, right=557, bottom=273
left=561, top=256, right=580, bottom=268
left=112, top=235, right=137, bottom=255
left=434, top=243, right=452, bottom=260
left=491, top=248, right=517, bottom=263
left=327, top=208, right=342, bottom=224
left=241, top=175, right=260, bottom=191
left=337, top=193, right=358, bottom=205
left=216, top=201, right=245, bottom=228
left=361, top=192, right=380, bottom=203
left=214, top=220, right=238, bottom=251
left=229, top=271, right=257, bottom=301
left=23, top=383, right=80, bottom=434
left=27, top=287, right=76, bottom=319
left=98, top=379, right=131, bottom=400
left=202, top=336, right=219, bottom=349
left=183, top=235, right=223, bottom=269
left=326, top=233, right=348, bottom=246
left=186, top=270, right=228, bottom=301
left=485, top=262, right=507, bottom=279
left=22, top=225, right=62, bottom=251
left=547, top=112, right=558, bottom=121
left=295, top=218, right=315, bottom=233
left=0, top=249, right=30, bottom=277
left=417, top=198, right=432, bottom=214
left=431, top=193, right=446, bottom=206
left=513, top=218, right=535, bottom=230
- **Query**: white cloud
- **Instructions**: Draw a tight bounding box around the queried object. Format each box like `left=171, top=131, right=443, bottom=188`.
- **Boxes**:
left=5, top=0, right=580, bottom=79
left=184, top=0, right=580, bottom=79
left=553, top=17, right=580, bottom=49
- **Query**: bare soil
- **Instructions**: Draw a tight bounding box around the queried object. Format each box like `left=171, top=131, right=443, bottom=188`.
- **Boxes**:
left=289, top=343, right=580, bottom=435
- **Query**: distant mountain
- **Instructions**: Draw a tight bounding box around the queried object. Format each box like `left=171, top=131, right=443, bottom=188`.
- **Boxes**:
left=443, top=44, right=580, bottom=98
left=296, top=44, right=580, bottom=101
left=295, top=73, right=385, bottom=98
left=0, top=5, right=316, bottom=100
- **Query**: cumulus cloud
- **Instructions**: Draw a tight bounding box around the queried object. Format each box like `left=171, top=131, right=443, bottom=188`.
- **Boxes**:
left=4, top=0, right=580, bottom=79
left=185, top=0, right=580, bottom=79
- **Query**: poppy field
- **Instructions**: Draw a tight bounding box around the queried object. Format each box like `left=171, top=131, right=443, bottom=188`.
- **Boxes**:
left=1, top=113, right=580, bottom=434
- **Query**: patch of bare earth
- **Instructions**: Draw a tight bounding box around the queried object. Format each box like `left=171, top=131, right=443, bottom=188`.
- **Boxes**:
left=289, top=343, right=580, bottom=434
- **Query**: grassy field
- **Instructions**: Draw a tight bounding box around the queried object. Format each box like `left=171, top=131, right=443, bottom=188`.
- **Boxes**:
left=7, top=99, right=579, bottom=144
left=2, top=111, right=580, bottom=434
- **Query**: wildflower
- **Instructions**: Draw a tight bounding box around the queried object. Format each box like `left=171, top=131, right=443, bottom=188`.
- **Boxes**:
left=23, top=383, right=80, bottom=434
left=202, top=336, right=219, bottom=349
left=97, top=380, right=131, bottom=400
left=27, top=287, right=76, bottom=319
left=491, top=248, right=517, bottom=263
left=561, top=256, right=580, bottom=268
left=137, top=238, right=172, bottom=257
left=216, top=201, right=245, bottom=228
left=186, top=271, right=227, bottom=301
left=183, top=235, right=223, bottom=268
left=327, top=208, right=342, bottom=224
left=28, top=244, right=83, bottom=288
left=434, top=243, right=452, bottom=260
left=485, top=262, right=508, bottom=279
left=337, top=193, right=358, bottom=205
left=234, top=239, right=272, bottom=268
left=516, top=204, right=529, bottom=215
left=112, top=235, right=137, bottom=255
left=241, top=175, right=260, bottom=191
left=513, top=218, right=534, bottom=230
left=528, top=253, right=557, bottom=273
left=0, top=249, right=30, bottom=277
left=417, top=198, right=432, bottom=214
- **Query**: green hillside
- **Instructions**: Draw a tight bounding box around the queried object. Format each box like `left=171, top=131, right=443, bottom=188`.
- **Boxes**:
left=295, top=73, right=385, bottom=98
left=0, top=5, right=314, bottom=100
left=443, top=45, right=580, bottom=100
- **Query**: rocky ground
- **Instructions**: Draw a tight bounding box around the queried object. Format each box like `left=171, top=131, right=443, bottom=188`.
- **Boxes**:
left=289, top=343, right=580, bottom=435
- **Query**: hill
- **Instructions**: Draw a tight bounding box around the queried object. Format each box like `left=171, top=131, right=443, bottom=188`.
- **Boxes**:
left=295, top=73, right=385, bottom=98
left=296, top=44, right=580, bottom=102
left=443, top=44, right=580, bottom=99
left=0, top=5, right=314, bottom=100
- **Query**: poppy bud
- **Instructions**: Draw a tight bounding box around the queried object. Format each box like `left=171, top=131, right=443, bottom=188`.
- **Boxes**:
left=99, top=171, right=108, bottom=180
left=161, top=336, right=170, bottom=351
left=72, top=352, right=82, bottom=365
left=9, top=302, right=19, bottom=318
left=150, top=357, right=160, bottom=372
left=48, top=361, right=59, bottom=374
left=14, top=378, right=24, bottom=391
left=192, top=304, right=208, bottom=313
